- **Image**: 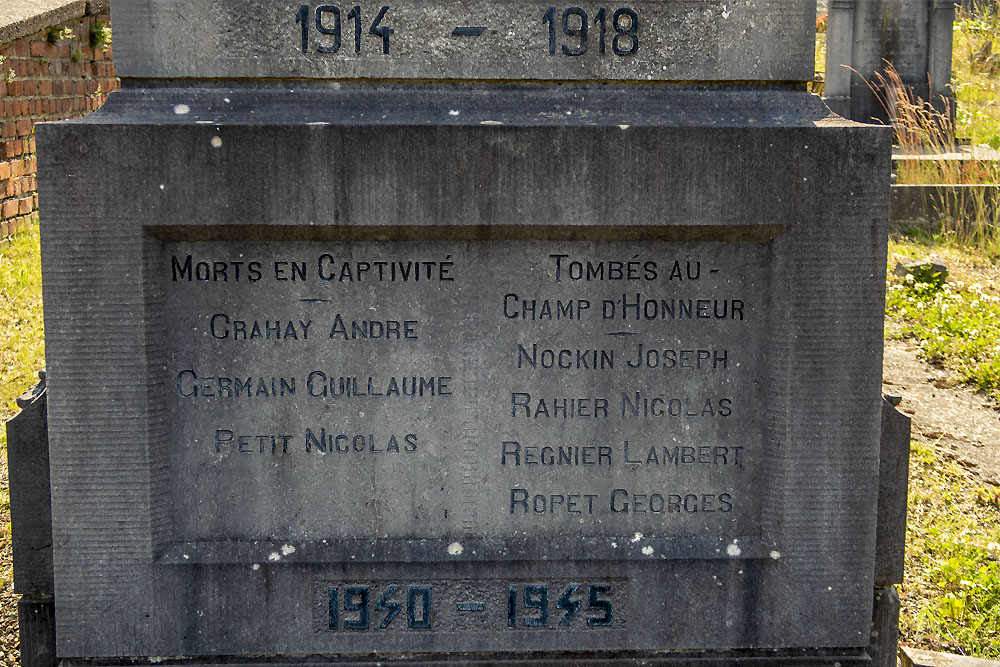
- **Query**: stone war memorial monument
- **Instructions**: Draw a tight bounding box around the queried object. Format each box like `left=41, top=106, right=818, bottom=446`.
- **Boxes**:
left=28, top=0, right=892, bottom=664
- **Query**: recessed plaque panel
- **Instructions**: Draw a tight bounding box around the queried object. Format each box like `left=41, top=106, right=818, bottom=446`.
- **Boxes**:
left=164, top=241, right=767, bottom=558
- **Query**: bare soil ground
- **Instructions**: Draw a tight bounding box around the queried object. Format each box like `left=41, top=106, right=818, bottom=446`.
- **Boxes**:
left=1, top=446, right=18, bottom=664
left=884, top=338, right=1000, bottom=486
left=885, top=242, right=1000, bottom=485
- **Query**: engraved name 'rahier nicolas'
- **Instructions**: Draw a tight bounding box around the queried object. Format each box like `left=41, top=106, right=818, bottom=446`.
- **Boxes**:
left=509, top=391, right=733, bottom=419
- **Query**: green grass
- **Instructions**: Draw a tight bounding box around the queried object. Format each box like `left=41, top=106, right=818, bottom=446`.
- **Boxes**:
left=953, top=4, right=1000, bottom=148
left=0, top=218, right=44, bottom=621
left=885, top=13, right=1000, bottom=650
left=888, top=238, right=1000, bottom=657
left=0, top=219, right=45, bottom=432
left=813, top=14, right=826, bottom=94
left=886, top=238, right=1000, bottom=399
left=902, top=438, right=1000, bottom=657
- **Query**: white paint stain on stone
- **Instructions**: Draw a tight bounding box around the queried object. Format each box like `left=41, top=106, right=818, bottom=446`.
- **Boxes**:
left=449, top=110, right=460, bottom=116
left=447, top=542, right=464, bottom=555
left=631, top=532, right=643, bottom=543
left=281, top=544, right=296, bottom=556
left=726, top=542, right=742, bottom=557
left=770, top=550, right=781, bottom=560
left=252, top=563, right=260, bottom=571
left=641, top=546, right=654, bottom=556
left=173, top=104, right=190, bottom=115
left=211, top=136, right=223, bottom=148
left=618, top=124, right=630, bottom=130
left=268, top=552, right=281, bottom=562
left=480, top=120, right=504, bottom=126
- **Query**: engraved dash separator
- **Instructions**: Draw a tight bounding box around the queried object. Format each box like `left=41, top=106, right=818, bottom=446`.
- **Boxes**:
left=452, top=26, right=487, bottom=36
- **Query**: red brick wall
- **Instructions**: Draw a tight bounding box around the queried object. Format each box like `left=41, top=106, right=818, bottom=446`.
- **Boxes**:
left=0, top=12, right=118, bottom=238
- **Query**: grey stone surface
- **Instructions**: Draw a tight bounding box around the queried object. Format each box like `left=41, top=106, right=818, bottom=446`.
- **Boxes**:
left=17, top=597, right=56, bottom=667
left=38, top=84, right=890, bottom=660
left=58, top=654, right=875, bottom=666
left=6, top=370, right=53, bottom=597
left=876, top=398, right=910, bottom=587
left=110, top=0, right=814, bottom=82
left=824, top=0, right=955, bottom=124
left=889, top=184, right=1000, bottom=226
left=869, top=586, right=900, bottom=667
left=7, top=372, right=57, bottom=667
left=0, top=0, right=108, bottom=46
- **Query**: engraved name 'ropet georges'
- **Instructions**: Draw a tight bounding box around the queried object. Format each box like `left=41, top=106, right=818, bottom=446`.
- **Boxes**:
left=165, top=242, right=762, bottom=543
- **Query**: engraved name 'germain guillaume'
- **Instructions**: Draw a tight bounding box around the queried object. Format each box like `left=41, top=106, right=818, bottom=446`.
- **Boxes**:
left=176, top=371, right=451, bottom=399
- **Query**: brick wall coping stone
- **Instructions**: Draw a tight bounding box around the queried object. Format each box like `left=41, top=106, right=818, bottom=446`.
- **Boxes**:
left=0, top=0, right=108, bottom=47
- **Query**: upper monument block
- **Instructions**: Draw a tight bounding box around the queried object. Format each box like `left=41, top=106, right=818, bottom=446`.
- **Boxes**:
left=111, top=0, right=814, bottom=82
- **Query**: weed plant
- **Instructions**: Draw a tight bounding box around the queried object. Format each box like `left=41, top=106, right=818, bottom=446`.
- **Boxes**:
left=885, top=242, right=1000, bottom=399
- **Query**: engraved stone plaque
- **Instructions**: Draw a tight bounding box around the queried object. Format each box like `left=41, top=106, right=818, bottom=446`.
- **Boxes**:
left=39, top=87, right=890, bottom=662
left=163, top=241, right=766, bottom=557
left=111, top=0, right=815, bottom=82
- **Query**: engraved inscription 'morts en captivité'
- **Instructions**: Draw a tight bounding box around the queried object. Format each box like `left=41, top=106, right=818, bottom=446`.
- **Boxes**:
left=164, top=241, right=768, bottom=554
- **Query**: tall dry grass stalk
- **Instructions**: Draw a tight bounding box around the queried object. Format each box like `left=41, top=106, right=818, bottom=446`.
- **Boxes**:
left=859, top=61, right=1000, bottom=254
